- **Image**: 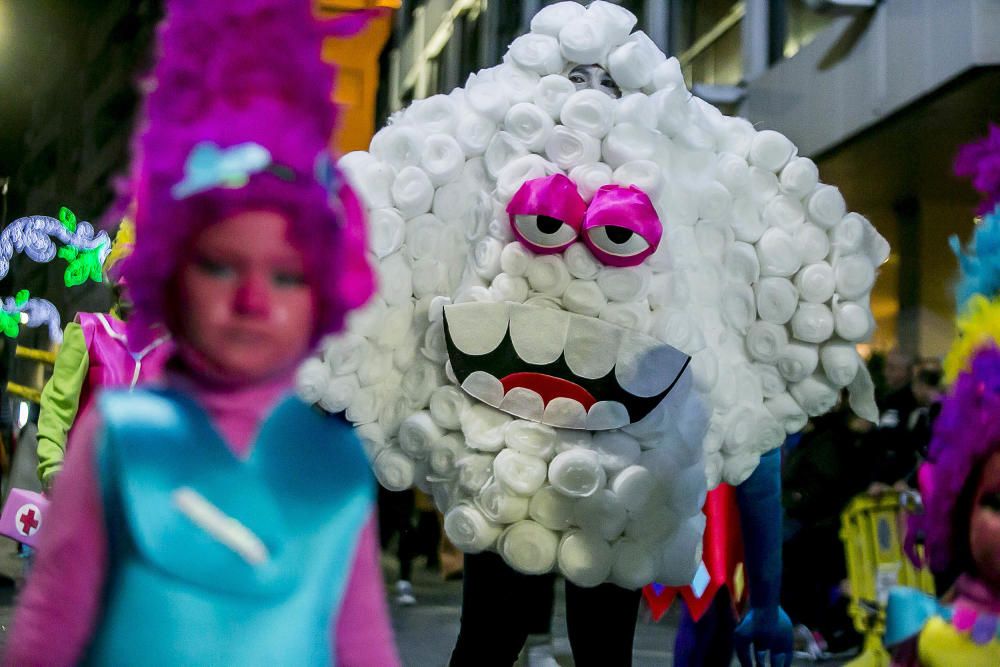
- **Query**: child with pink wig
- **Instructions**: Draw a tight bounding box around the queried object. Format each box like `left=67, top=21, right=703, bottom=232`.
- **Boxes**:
left=885, top=346, right=1000, bottom=664
left=4, top=1, right=400, bottom=664
left=884, top=128, right=1000, bottom=665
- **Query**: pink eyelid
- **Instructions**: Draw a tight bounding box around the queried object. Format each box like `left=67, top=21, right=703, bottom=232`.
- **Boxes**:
left=582, top=184, right=662, bottom=266
left=506, top=177, right=663, bottom=265
left=506, top=174, right=587, bottom=234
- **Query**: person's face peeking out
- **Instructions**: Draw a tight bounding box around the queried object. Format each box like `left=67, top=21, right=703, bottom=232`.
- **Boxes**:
left=175, top=209, right=317, bottom=384
left=567, top=64, right=621, bottom=99
left=970, top=450, right=1000, bottom=590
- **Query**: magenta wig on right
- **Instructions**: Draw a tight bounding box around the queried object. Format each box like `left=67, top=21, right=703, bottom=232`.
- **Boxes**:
left=954, top=123, right=1000, bottom=215
left=920, top=345, right=1000, bottom=575
left=119, top=0, right=377, bottom=349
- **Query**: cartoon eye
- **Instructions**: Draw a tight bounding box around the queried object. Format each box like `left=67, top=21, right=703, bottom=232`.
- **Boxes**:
left=582, top=184, right=662, bottom=267
left=506, top=174, right=587, bottom=255
left=585, top=224, right=650, bottom=258
left=513, top=214, right=579, bottom=250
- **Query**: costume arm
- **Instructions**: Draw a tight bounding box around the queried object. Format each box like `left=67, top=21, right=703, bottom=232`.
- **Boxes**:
left=334, top=513, right=402, bottom=667
left=36, top=322, right=90, bottom=486
left=737, top=449, right=783, bottom=609
left=5, top=410, right=109, bottom=666
left=733, top=448, right=793, bottom=666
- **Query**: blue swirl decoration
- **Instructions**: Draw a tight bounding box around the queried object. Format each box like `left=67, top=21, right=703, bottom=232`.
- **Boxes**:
left=0, top=209, right=113, bottom=342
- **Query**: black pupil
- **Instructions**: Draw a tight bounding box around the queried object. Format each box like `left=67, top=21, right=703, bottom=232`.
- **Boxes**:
left=537, top=215, right=564, bottom=235
left=605, top=226, right=634, bottom=244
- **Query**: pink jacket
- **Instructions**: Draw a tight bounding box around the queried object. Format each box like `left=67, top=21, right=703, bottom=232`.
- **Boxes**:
left=75, top=313, right=171, bottom=415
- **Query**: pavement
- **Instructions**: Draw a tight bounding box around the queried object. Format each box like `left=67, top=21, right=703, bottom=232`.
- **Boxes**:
left=385, top=554, right=857, bottom=666
left=0, top=540, right=854, bottom=666
left=387, top=555, right=679, bottom=667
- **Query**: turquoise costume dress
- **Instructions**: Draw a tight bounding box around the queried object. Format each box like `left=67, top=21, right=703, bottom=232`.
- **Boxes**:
left=84, top=389, right=373, bottom=665
left=886, top=586, right=1000, bottom=666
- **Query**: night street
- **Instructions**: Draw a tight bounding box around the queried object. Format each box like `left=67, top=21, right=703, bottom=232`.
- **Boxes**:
left=385, top=555, right=679, bottom=666
left=0, top=0, right=995, bottom=663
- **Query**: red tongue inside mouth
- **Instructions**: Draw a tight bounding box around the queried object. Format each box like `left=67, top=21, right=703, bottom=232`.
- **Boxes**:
left=499, top=372, right=598, bottom=411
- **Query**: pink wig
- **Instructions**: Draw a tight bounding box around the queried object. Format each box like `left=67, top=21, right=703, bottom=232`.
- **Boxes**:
left=120, top=0, right=377, bottom=348
left=919, top=345, right=1000, bottom=575
left=955, top=123, right=1000, bottom=214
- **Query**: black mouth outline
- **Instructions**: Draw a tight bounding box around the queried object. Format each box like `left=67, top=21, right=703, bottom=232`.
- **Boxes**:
left=442, top=311, right=691, bottom=425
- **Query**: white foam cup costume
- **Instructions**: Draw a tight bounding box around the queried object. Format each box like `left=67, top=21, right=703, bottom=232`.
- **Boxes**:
left=302, top=0, right=883, bottom=588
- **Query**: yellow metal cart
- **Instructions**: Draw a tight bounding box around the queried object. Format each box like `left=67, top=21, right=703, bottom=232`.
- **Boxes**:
left=2, top=345, right=57, bottom=493
left=840, top=493, right=936, bottom=666
left=7, top=345, right=58, bottom=405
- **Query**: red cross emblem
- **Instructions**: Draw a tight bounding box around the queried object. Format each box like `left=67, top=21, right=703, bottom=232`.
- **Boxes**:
left=15, top=503, right=41, bottom=537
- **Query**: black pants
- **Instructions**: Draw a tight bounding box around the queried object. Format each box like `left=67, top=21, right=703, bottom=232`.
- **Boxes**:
left=450, top=551, right=642, bottom=667
left=378, top=487, right=417, bottom=581
left=674, top=588, right=736, bottom=667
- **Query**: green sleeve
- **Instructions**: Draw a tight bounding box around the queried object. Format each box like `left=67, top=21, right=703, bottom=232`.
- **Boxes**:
left=36, top=322, right=90, bottom=485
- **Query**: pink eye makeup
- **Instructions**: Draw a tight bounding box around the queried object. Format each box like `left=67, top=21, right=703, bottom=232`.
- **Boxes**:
left=581, top=184, right=662, bottom=267
left=506, top=174, right=587, bottom=255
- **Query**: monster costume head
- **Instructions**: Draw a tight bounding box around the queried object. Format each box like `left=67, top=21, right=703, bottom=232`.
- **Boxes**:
left=301, top=1, right=885, bottom=589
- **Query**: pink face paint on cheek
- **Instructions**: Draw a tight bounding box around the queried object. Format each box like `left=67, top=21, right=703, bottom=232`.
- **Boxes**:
left=581, top=184, right=662, bottom=267
left=506, top=174, right=587, bottom=255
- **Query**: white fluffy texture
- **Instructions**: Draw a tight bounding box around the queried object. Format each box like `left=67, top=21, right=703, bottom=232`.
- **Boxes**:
left=509, top=33, right=564, bottom=76
left=315, top=2, right=884, bottom=588
left=608, top=31, right=665, bottom=90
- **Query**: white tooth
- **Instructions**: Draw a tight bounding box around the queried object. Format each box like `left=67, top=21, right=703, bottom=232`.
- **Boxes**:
left=586, top=401, right=631, bottom=430
left=564, top=314, right=622, bottom=379
left=615, top=329, right=689, bottom=398
left=509, top=304, right=570, bottom=365
left=444, top=302, right=510, bottom=356
left=542, top=397, right=587, bottom=429
left=499, top=387, right=545, bottom=421
left=461, top=371, right=505, bottom=406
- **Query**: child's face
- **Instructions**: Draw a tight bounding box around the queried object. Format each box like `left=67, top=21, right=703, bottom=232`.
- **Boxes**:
left=970, top=450, right=1000, bottom=588
left=176, top=209, right=316, bottom=383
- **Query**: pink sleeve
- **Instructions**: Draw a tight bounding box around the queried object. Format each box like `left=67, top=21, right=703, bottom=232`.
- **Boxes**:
left=4, top=410, right=108, bottom=667
left=334, top=514, right=401, bottom=667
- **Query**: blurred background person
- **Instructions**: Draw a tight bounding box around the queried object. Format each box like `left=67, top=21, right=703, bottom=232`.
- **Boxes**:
left=782, top=394, right=873, bottom=656
left=868, top=357, right=944, bottom=496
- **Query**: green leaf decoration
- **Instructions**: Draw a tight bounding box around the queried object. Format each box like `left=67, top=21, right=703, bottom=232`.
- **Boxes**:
left=0, top=312, right=20, bottom=338
left=88, top=249, right=104, bottom=283
left=58, top=245, right=79, bottom=262
left=15, top=290, right=29, bottom=306
left=63, top=247, right=105, bottom=287
left=64, top=262, right=86, bottom=287
left=59, top=206, right=78, bottom=232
